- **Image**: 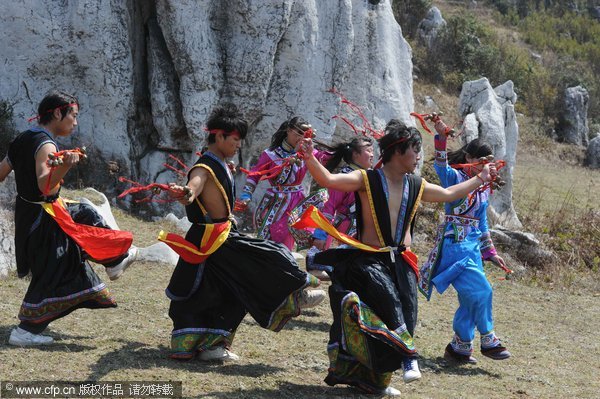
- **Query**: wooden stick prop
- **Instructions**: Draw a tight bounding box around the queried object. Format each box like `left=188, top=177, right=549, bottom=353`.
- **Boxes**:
left=410, top=112, right=461, bottom=137
left=450, top=158, right=507, bottom=193
left=46, top=147, right=88, bottom=167
left=240, top=128, right=314, bottom=180
left=43, top=147, right=88, bottom=195
left=496, top=263, right=514, bottom=277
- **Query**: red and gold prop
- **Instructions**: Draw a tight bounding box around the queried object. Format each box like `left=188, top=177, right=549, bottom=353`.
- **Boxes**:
left=117, top=177, right=192, bottom=203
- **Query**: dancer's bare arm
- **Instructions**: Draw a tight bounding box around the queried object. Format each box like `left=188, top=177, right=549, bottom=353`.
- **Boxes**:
left=300, top=138, right=364, bottom=192
left=0, top=157, right=12, bottom=182
left=422, top=163, right=496, bottom=203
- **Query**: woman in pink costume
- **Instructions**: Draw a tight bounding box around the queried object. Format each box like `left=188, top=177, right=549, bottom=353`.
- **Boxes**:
left=240, top=117, right=330, bottom=250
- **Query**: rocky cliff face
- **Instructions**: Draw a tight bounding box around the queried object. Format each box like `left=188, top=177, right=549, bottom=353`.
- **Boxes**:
left=0, top=0, right=414, bottom=215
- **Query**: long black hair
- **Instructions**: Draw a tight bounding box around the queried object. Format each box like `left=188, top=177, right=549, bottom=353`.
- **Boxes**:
left=324, top=137, right=373, bottom=171
left=269, top=116, right=310, bottom=150
left=377, top=119, right=422, bottom=164
left=38, top=90, right=79, bottom=125
left=447, top=138, right=493, bottom=165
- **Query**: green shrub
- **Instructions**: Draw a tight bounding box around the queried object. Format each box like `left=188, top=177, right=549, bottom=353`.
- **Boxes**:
left=391, top=0, right=432, bottom=38
left=414, top=9, right=600, bottom=122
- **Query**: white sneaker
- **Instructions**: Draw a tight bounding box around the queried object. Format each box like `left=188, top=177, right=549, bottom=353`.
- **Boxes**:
left=106, top=246, right=138, bottom=281
left=8, top=327, right=54, bottom=346
left=380, top=386, right=401, bottom=396
left=403, top=358, right=422, bottom=383
left=198, top=346, right=239, bottom=362
left=298, top=289, right=326, bottom=309
left=309, top=269, right=330, bottom=281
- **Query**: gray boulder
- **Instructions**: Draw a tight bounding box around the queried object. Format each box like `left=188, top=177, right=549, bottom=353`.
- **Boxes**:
left=556, top=86, right=589, bottom=146
left=584, top=136, right=600, bottom=169
left=491, top=227, right=555, bottom=270
left=0, top=173, right=16, bottom=278
left=417, top=7, right=446, bottom=49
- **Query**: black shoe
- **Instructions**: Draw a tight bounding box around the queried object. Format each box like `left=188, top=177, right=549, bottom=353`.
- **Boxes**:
left=481, top=345, right=511, bottom=360
left=444, top=343, right=478, bottom=364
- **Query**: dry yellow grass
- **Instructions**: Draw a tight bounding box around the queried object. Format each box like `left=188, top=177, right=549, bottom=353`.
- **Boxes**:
left=1, top=250, right=599, bottom=398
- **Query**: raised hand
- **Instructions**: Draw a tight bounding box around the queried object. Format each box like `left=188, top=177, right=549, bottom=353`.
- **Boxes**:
left=478, top=163, right=495, bottom=183
left=298, top=138, right=314, bottom=159
left=168, top=183, right=193, bottom=205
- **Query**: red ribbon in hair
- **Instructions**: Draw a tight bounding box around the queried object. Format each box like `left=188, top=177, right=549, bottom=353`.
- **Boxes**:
left=28, top=103, right=78, bottom=122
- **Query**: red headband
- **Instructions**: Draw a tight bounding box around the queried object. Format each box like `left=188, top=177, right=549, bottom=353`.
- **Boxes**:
left=28, top=103, right=78, bottom=123
left=373, top=137, right=408, bottom=169
left=381, top=137, right=408, bottom=153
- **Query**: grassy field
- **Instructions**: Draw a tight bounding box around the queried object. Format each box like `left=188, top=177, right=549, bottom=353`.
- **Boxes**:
left=2, top=182, right=600, bottom=399
left=1, top=249, right=599, bottom=398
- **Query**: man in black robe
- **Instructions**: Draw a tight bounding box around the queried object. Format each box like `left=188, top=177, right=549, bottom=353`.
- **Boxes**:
left=163, top=104, right=326, bottom=362
left=299, top=120, right=497, bottom=396
left=0, top=90, right=137, bottom=346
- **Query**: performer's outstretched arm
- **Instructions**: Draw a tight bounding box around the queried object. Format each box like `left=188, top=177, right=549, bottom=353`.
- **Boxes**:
left=422, top=162, right=495, bottom=203
left=300, top=138, right=364, bottom=192
left=0, top=157, right=11, bottom=182
left=169, top=167, right=209, bottom=205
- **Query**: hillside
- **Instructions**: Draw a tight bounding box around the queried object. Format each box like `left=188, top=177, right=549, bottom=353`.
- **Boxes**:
left=407, top=0, right=600, bottom=293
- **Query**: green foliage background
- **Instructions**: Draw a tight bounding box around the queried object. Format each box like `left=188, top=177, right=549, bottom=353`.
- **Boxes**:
left=406, top=0, right=600, bottom=126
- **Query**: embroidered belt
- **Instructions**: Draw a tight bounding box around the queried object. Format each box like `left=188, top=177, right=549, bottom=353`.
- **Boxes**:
left=270, top=185, right=303, bottom=193
left=443, top=214, right=479, bottom=242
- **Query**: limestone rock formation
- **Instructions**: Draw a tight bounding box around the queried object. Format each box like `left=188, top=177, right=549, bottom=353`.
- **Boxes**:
left=584, top=136, right=600, bottom=169
left=1, top=0, right=415, bottom=217
left=417, top=6, right=446, bottom=49
left=459, top=78, right=521, bottom=229
left=0, top=173, right=16, bottom=278
left=556, top=86, right=589, bottom=146
left=491, top=227, right=555, bottom=269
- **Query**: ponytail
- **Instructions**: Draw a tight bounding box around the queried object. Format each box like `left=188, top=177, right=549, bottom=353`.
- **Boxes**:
left=447, top=138, right=493, bottom=165
left=325, top=137, right=373, bottom=171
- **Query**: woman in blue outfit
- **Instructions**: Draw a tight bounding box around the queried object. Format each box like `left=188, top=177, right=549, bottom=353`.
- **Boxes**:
left=419, top=118, right=511, bottom=364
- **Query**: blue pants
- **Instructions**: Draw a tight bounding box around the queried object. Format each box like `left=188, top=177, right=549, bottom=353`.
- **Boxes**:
left=432, top=237, right=494, bottom=342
